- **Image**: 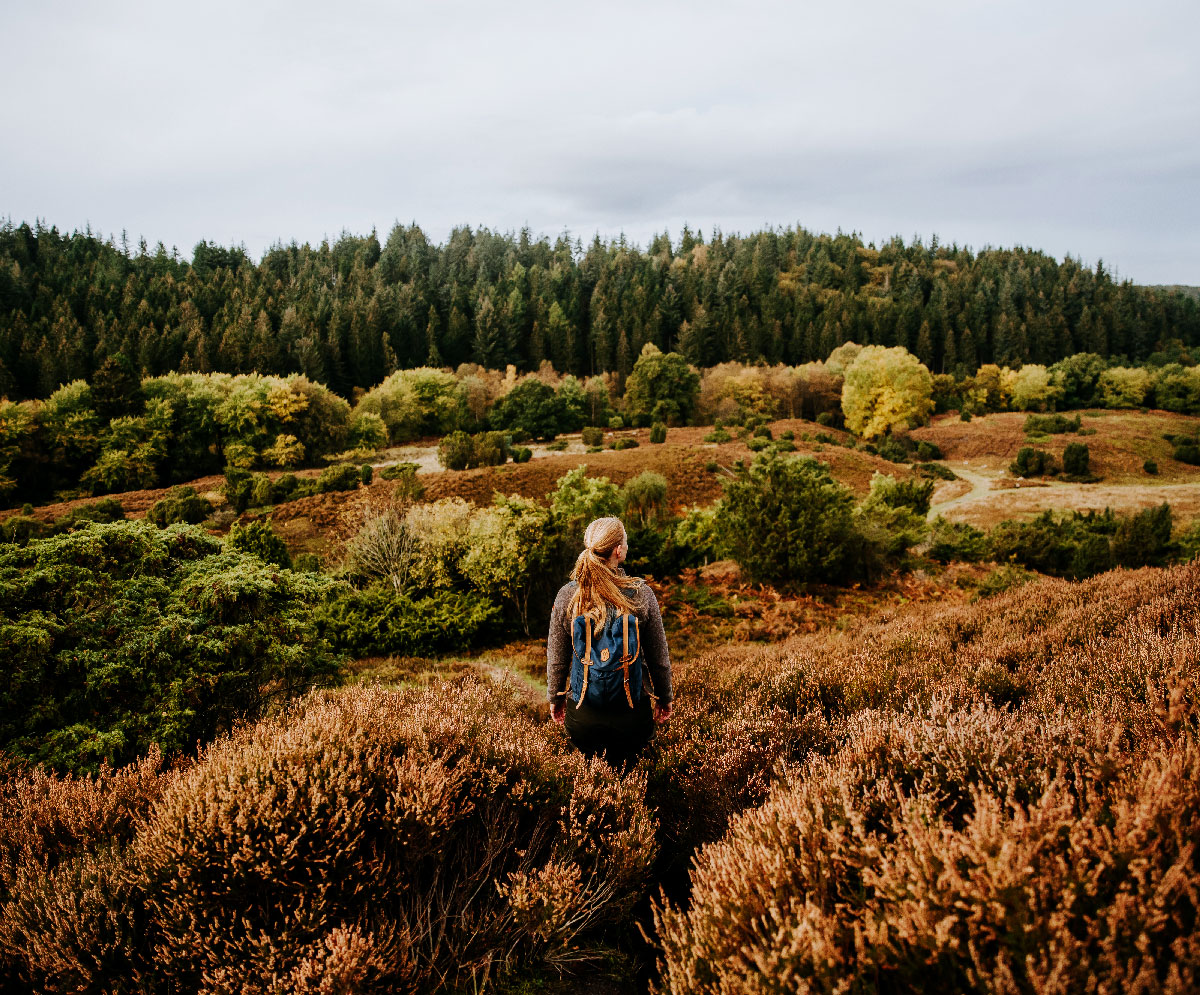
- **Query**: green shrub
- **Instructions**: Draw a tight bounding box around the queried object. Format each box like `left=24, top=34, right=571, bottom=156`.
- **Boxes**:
left=3, top=498, right=134, bottom=545
left=915, top=440, right=942, bottom=461
left=608, top=415, right=625, bottom=430
left=815, top=412, right=834, bottom=426
left=250, top=472, right=274, bottom=507
left=714, top=454, right=857, bottom=585
left=974, top=563, right=1036, bottom=599
left=473, top=430, right=511, bottom=465
left=1024, top=413, right=1081, bottom=435
left=1173, top=442, right=1200, bottom=465
left=292, top=552, right=321, bottom=572
left=360, top=464, right=373, bottom=485
left=438, top=430, right=474, bottom=471
left=610, top=438, right=639, bottom=451
left=272, top=472, right=300, bottom=501
left=650, top=422, right=668, bottom=444
left=746, top=436, right=769, bottom=452
left=316, top=586, right=501, bottom=657
left=226, top=517, right=292, bottom=570
left=705, top=460, right=719, bottom=472
left=379, top=462, right=425, bottom=500
left=672, top=505, right=723, bottom=568
left=621, top=471, right=670, bottom=527
left=875, top=435, right=910, bottom=463
left=959, top=409, right=972, bottom=422
left=0, top=521, right=336, bottom=772
left=582, top=426, right=605, bottom=447
left=0, top=515, right=45, bottom=544
left=862, top=473, right=935, bottom=516
left=316, top=463, right=362, bottom=493
left=987, top=510, right=1142, bottom=579
left=1009, top=447, right=1056, bottom=478
left=511, top=446, right=533, bottom=463
left=780, top=429, right=795, bottom=441
left=1145, top=459, right=1159, bottom=475
left=146, top=486, right=213, bottom=527
left=704, top=428, right=731, bottom=443
left=927, top=517, right=990, bottom=563
left=752, top=424, right=772, bottom=440
left=1111, top=503, right=1175, bottom=568
left=223, top=465, right=253, bottom=512
left=379, top=461, right=419, bottom=481
left=1062, top=442, right=1091, bottom=477
left=544, top=439, right=569, bottom=452
left=772, top=440, right=797, bottom=452
left=917, top=462, right=958, bottom=481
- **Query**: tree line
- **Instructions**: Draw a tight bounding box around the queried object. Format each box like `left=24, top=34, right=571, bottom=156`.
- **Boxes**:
left=2, top=219, right=1198, bottom=401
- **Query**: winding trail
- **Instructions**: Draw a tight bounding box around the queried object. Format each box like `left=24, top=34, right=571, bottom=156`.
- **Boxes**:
left=926, top=462, right=1200, bottom=526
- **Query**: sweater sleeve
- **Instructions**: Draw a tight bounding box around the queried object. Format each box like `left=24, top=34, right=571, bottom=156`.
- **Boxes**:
left=546, top=584, right=574, bottom=703
left=639, top=585, right=673, bottom=704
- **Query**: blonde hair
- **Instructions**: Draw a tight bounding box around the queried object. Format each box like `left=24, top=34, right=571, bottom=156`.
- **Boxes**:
left=568, top=517, right=638, bottom=632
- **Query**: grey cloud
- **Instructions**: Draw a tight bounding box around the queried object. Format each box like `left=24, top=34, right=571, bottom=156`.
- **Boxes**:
left=2, top=0, right=1198, bottom=282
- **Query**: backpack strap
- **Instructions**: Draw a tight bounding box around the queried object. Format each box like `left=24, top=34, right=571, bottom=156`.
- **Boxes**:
left=619, top=613, right=640, bottom=708
left=577, top=615, right=593, bottom=703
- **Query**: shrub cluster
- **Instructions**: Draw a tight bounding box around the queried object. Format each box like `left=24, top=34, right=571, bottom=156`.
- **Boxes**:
left=650, top=560, right=1200, bottom=994
left=436, top=430, right=511, bottom=470
left=0, top=521, right=337, bottom=773
left=145, top=485, right=213, bottom=527
left=0, top=498, right=125, bottom=545
left=223, top=463, right=363, bottom=512
left=1024, top=411, right=1081, bottom=434
left=0, top=683, right=657, bottom=992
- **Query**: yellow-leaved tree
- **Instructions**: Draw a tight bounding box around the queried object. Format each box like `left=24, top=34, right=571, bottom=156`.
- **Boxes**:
left=841, top=345, right=933, bottom=439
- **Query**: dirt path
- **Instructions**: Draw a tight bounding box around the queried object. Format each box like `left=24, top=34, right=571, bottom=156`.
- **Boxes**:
left=928, top=461, right=1200, bottom=527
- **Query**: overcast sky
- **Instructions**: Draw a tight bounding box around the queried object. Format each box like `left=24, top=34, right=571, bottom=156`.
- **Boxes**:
left=4, top=0, right=1198, bottom=283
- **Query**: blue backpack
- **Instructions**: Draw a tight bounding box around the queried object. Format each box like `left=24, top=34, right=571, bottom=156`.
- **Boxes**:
left=570, top=610, right=649, bottom=709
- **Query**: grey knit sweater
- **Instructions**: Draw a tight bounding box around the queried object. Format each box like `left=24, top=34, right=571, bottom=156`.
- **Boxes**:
left=546, top=576, right=673, bottom=705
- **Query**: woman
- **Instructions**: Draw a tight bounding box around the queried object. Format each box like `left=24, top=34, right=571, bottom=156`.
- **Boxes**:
left=546, top=516, right=673, bottom=769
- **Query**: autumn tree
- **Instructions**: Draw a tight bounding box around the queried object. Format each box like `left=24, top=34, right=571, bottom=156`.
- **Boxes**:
left=841, top=346, right=934, bottom=439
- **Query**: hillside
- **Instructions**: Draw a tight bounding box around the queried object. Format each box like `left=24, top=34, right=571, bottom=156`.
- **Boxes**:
left=3, top=557, right=1196, bottom=993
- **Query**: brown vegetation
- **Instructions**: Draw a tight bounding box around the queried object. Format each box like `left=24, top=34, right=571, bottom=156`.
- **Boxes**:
left=651, top=561, right=1200, bottom=993
left=0, top=683, right=654, bottom=993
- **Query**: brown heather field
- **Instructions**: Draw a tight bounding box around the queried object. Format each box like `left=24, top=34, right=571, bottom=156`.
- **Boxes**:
left=2, top=560, right=1198, bottom=993
left=4, top=412, right=1200, bottom=992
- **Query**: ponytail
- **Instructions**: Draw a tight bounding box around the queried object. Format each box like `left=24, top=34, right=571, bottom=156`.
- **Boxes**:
left=568, top=517, right=638, bottom=633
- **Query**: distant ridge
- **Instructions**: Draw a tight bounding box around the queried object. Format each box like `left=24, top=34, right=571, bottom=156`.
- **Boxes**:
left=1149, top=285, right=1200, bottom=301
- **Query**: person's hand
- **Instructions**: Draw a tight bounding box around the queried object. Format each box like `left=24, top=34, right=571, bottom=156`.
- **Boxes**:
left=550, top=700, right=566, bottom=726
left=654, top=701, right=673, bottom=724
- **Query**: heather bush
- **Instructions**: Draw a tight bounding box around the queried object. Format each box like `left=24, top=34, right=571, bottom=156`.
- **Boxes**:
left=651, top=561, right=1200, bottom=993
left=1, top=684, right=657, bottom=993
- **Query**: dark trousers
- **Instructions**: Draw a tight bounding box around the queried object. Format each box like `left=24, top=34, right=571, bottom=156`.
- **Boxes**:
left=565, top=693, right=654, bottom=771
